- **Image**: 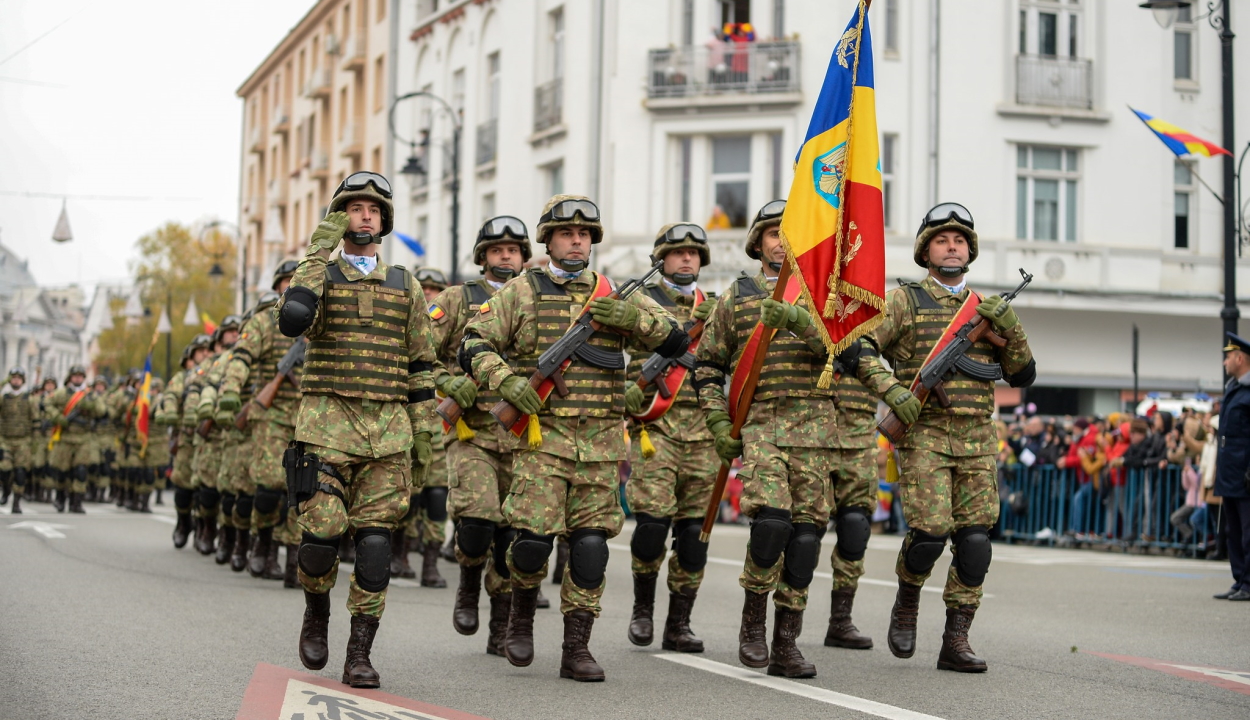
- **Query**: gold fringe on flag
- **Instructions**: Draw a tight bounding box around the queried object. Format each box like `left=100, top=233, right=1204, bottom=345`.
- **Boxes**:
left=639, top=427, right=657, bottom=459
left=526, top=414, right=543, bottom=450
left=455, top=418, right=476, bottom=442
left=817, top=355, right=836, bottom=390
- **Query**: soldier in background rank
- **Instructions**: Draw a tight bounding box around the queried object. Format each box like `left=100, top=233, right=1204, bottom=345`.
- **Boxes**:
left=0, top=367, right=33, bottom=514
left=155, top=334, right=213, bottom=548
left=45, top=365, right=106, bottom=514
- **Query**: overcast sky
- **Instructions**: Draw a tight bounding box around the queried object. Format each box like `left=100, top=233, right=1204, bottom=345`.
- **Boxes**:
left=0, top=0, right=313, bottom=290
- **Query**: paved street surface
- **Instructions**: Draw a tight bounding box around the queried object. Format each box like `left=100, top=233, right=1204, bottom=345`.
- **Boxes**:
left=2, top=500, right=1248, bottom=720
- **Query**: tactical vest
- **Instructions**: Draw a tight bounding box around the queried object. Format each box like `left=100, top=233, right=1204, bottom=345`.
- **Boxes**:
left=0, top=391, right=31, bottom=437
left=513, top=270, right=626, bottom=418
left=254, top=312, right=302, bottom=407
left=455, top=280, right=503, bottom=413
left=895, top=283, right=995, bottom=416
left=303, top=264, right=413, bottom=402
left=731, top=274, right=831, bottom=402
left=625, top=283, right=699, bottom=403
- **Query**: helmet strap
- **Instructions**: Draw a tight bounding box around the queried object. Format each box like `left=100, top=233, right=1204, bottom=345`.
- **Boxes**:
left=554, top=257, right=587, bottom=273
left=486, top=265, right=517, bottom=281
left=767, top=261, right=783, bottom=272
left=665, top=271, right=698, bottom=286
left=343, top=231, right=377, bottom=246
left=930, top=263, right=969, bottom=279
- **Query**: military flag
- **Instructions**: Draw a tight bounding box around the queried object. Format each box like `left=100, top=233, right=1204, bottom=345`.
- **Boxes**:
left=1130, top=107, right=1231, bottom=158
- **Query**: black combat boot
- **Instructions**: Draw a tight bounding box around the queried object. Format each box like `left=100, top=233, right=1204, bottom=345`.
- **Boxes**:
left=283, top=544, right=300, bottom=588
left=9, top=492, right=21, bottom=514
left=453, top=563, right=483, bottom=635
left=768, top=607, right=816, bottom=678
left=486, top=592, right=511, bottom=656
left=262, top=538, right=284, bottom=580
left=342, top=615, right=382, bottom=688
left=299, top=591, right=331, bottom=670
left=738, top=589, right=770, bottom=668
left=887, top=581, right=923, bottom=659
left=137, top=491, right=152, bottom=514
left=53, top=488, right=66, bottom=513
left=231, top=529, right=250, bottom=572
left=440, top=533, right=457, bottom=562
left=825, top=588, right=873, bottom=649
left=627, top=572, right=658, bottom=646
left=68, top=492, right=86, bottom=514
left=937, top=605, right=987, bottom=673
left=560, top=610, right=605, bottom=682
left=215, top=526, right=236, bottom=565
left=662, top=587, right=704, bottom=653
left=1, top=476, right=11, bottom=505
left=172, top=512, right=192, bottom=549
left=390, top=528, right=416, bottom=579
left=199, top=515, right=218, bottom=556
left=504, top=585, right=540, bottom=667
left=249, top=527, right=272, bottom=577
left=420, top=545, right=447, bottom=588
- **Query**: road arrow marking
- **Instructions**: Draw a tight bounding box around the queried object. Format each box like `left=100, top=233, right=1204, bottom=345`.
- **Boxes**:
left=8, top=520, right=72, bottom=539
left=1086, top=651, right=1250, bottom=696
left=236, top=663, right=488, bottom=720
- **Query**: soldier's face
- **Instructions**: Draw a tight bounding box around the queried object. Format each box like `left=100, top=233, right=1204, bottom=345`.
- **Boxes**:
left=927, top=230, right=970, bottom=269
left=70, top=373, right=85, bottom=386
left=422, top=286, right=441, bottom=302
left=346, top=200, right=382, bottom=235
left=547, top=227, right=592, bottom=264
left=759, top=227, right=785, bottom=268
left=484, top=244, right=522, bottom=275
left=193, top=348, right=210, bottom=365
left=8, top=376, right=22, bottom=389
left=221, top=329, right=240, bottom=346
left=274, top=276, right=292, bottom=293
left=663, top=247, right=700, bottom=277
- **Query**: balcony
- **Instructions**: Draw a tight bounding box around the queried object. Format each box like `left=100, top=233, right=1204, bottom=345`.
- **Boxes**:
left=303, top=68, right=332, bottom=99
left=338, top=123, right=362, bottom=158
left=244, top=196, right=263, bottom=222
left=309, top=151, right=330, bottom=179
left=1015, top=55, right=1093, bottom=111
left=533, top=79, right=563, bottom=134
left=476, top=118, right=497, bottom=167
left=267, top=179, right=288, bottom=207
left=341, top=36, right=365, bottom=71
left=248, top=124, right=264, bottom=154
left=271, top=107, right=290, bottom=135
left=645, top=41, right=801, bottom=109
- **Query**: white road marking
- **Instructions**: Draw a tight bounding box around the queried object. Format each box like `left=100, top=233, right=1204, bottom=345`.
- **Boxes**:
left=8, top=520, right=72, bottom=539
left=658, top=654, right=946, bottom=720
left=148, top=515, right=177, bottom=525
left=1166, top=665, right=1250, bottom=687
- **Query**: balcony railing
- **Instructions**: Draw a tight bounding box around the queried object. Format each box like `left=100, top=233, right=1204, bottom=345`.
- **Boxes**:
left=309, top=151, right=330, bottom=179
left=476, top=118, right=498, bottom=166
left=1015, top=54, right=1093, bottom=110
left=646, top=40, right=800, bottom=99
left=271, top=107, right=290, bottom=135
left=341, top=36, right=365, bottom=71
left=338, top=123, right=362, bottom=157
left=304, top=68, right=332, bottom=99
left=533, top=79, right=563, bottom=133
left=267, top=179, right=287, bottom=207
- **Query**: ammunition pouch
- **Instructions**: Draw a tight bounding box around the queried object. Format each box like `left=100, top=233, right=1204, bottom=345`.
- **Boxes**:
left=283, top=441, right=346, bottom=514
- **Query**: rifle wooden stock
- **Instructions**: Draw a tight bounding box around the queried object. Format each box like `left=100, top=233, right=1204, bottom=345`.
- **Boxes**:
left=436, top=396, right=463, bottom=426
left=233, top=368, right=298, bottom=430
left=196, top=418, right=214, bottom=439
left=699, top=263, right=792, bottom=543
left=489, top=372, right=548, bottom=431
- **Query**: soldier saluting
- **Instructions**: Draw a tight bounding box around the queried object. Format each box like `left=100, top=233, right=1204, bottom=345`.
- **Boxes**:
left=276, top=171, right=440, bottom=689
left=859, top=203, right=1036, bottom=672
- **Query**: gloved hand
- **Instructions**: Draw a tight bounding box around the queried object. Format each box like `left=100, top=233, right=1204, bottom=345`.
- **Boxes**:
left=52, top=415, right=67, bottom=428
left=499, top=375, right=542, bottom=416
left=589, top=297, right=640, bottom=332
left=625, top=384, right=645, bottom=415
left=760, top=299, right=811, bottom=334
left=310, top=211, right=349, bottom=253
left=214, top=405, right=235, bottom=426
left=704, top=410, right=743, bottom=464
left=976, top=295, right=1019, bottom=332
left=196, top=401, right=214, bottom=421
left=439, top=375, right=478, bottom=409
left=153, top=409, right=174, bottom=426
left=884, top=385, right=922, bottom=425
left=217, top=391, right=241, bottom=414
left=692, top=300, right=715, bottom=322
left=412, top=431, right=432, bottom=469
left=180, top=411, right=198, bottom=428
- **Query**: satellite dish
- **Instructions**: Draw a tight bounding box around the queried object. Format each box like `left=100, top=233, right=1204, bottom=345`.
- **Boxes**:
left=52, top=199, right=73, bottom=243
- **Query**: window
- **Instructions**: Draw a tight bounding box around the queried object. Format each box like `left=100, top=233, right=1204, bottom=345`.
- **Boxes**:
left=481, top=193, right=496, bottom=222
left=718, top=0, right=750, bottom=25
left=1174, top=7, right=1194, bottom=80
left=416, top=216, right=428, bottom=252
left=452, top=67, right=465, bottom=118
left=548, top=8, right=564, bottom=81
left=298, top=49, right=306, bottom=89
left=485, top=53, right=501, bottom=120
left=884, top=0, right=899, bottom=53
left=882, top=133, right=898, bottom=229
left=344, top=4, right=353, bottom=36
left=1174, top=161, right=1193, bottom=249
left=373, top=56, right=385, bottom=112
left=711, top=135, right=751, bottom=227
left=679, top=137, right=692, bottom=220
left=417, top=0, right=438, bottom=20
left=376, top=0, right=386, bottom=23
left=1018, top=1, right=1081, bottom=58
left=338, top=87, right=348, bottom=138
left=769, top=132, right=783, bottom=202
left=1016, top=145, right=1079, bottom=242
left=548, top=161, right=564, bottom=196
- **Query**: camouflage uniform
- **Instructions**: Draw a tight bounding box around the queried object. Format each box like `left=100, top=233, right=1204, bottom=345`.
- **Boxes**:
left=45, top=378, right=106, bottom=512
left=183, top=352, right=222, bottom=554
left=30, top=386, right=53, bottom=496
left=0, top=378, right=34, bottom=513
left=105, top=382, right=137, bottom=506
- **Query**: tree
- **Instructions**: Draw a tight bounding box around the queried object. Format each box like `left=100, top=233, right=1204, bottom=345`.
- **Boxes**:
left=93, top=222, right=237, bottom=380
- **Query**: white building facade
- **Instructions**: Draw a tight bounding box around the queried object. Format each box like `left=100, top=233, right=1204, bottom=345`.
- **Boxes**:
left=387, top=0, right=1250, bottom=416
left=0, top=244, right=86, bottom=384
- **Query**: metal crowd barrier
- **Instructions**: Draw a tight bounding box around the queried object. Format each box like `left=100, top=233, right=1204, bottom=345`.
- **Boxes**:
left=996, top=464, right=1213, bottom=555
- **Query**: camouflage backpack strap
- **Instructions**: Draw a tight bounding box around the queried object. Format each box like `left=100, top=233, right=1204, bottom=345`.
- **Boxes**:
left=903, top=281, right=943, bottom=312
left=383, top=265, right=410, bottom=291
left=462, top=281, right=491, bottom=308
left=645, top=284, right=676, bottom=308
left=734, top=273, right=766, bottom=303
left=325, top=263, right=351, bottom=285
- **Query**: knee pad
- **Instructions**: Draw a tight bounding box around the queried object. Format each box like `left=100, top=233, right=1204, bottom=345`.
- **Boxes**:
left=457, top=517, right=496, bottom=560
left=354, top=527, right=392, bottom=593
left=630, top=513, right=672, bottom=563
left=219, top=492, right=236, bottom=517
left=493, top=526, right=516, bottom=579
left=253, top=487, right=284, bottom=515
left=14, top=468, right=26, bottom=486
left=510, top=528, right=555, bottom=574
left=421, top=486, right=448, bottom=523
left=197, top=487, right=221, bottom=509
left=74, top=465, right=88, bottom=483
left=834, top=506, right=872, bottom=562
left=749, top=506, right=793, bottom=569
left=86, top=464, right=98, bottom=477
left=568, top=528, right=610, bottom=590
left=952, top=526, right=992, bottom=587
left=298, top=533, right=341, bottom=578
left=234, top=494, right=254, bottom=520
left=174, top=488, right=194, bottom=511
left=673, top=518, right=708, bottom=573
left=903, top=529, right=949, bottom=576
left=782, top=523, right=825, bottom=590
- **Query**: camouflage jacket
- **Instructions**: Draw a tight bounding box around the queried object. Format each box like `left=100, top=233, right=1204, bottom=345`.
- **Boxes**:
left=223, top=300, right=303, bottom=428
left=0, top=386, right=32, bottom=438
left=627, top=280, right=713, bottom=444
left=181, top=355, right=217, bottom=430
left=44, top=384, right=105, bottom=437
left=157, top=368, right=186, bottom=421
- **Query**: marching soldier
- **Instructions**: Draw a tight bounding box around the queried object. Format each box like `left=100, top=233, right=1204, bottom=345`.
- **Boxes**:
left=88, top=376, right=115, bottom=503
left=429, top=216, right=528, bottom=654
left=219, top=261, right=305, bottom=582
left=622, top=223, right=716, bottom=653
left=45, top=365, right=106, bottom=514
left=460, top=195, right=691, bottom=681
left=194, top=317, right=244, bottom=564
left=32, top=378, right=57, bottom=503
left=0, top=367, right=33, bottom=514
left=156, top=334, right=213, bottom=547
left=107, top=374, right=138, bottom=509
left=859, top=203, right=1036, bottom=672
left=276, top=171, right=439, bottom=688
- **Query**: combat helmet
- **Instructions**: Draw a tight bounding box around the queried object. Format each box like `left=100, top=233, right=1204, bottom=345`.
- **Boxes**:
left=651, top=223, right=711, bottom=286
left=7, top=366, right=25, bottom=381
left=181, top=333, right=214, bottom=365
left=213, top=315, right=244, bottom=346
left=473, top=216, right=532, bottom=266
left=64, top=364, right=87, bottom=383
left=415, top=267, right=448, bottom=292
left=272, top=259, right=298, bottom=290
left=914, top=202, right=978, bottom=272
left=745, top=200, right=786, bottom=260
left=328, top=171, right=394, bottom=243
left=536, top=195, right=603, bottom=245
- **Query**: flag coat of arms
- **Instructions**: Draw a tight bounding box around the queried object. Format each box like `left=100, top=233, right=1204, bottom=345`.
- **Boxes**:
left=780, top=0, right=885, bottom=358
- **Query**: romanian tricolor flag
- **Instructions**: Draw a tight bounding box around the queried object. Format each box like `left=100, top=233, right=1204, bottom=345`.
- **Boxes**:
left=134, top=354, right=153, bottom=458
left=427, top=303, right=446, bottom=320
left=1131, top=108, right=1231, bottom=158
left=201, top=312, right=217, bottom=335
left=780, top=0, right=886, bottom=360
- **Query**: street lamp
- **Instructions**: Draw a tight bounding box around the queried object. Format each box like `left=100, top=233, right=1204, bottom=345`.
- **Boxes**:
left=201, top=220, right=245, bottom=312
left=135, top=273, right=174, bottom=381
left=389, top=91, right=463, bottom=284
left=1140, top=1, right=1240, bottom=354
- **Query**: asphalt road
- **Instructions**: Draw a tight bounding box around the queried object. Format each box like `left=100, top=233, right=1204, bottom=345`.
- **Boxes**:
left=2, top=498, right=1248, bottom=720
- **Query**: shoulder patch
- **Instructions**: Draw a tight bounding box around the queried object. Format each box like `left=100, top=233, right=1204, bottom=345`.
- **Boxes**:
left=478, top=300, right=491, bottom=315
left=427, top=303, right=446, bottom=320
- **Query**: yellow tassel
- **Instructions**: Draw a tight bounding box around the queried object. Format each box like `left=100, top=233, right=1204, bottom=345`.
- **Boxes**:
left=817, top=355, right=835, bottom=390
left=527, top=414, right=543, bottom=450
left=455, top=418, right=476, bottom=442
left=639, top=427, right=657, bottom=459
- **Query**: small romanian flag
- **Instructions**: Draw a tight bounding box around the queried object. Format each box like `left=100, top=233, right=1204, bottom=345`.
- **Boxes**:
left=427, top=303, right=446, bottom=320
left=201, top=312, right=217, bottom=335
left=1130, top=108, right=1231, bottom=158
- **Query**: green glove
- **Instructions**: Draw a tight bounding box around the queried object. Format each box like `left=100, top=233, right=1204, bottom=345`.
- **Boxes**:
left=976, top=295, right=1019, bottom=332
left=692, top=300, right=714, bottom=322
left=704, top=410, right=743, bottom=464
left=412, top=431, right=432, bottom=469
left=180, top=411, right=198, bottom=428
left=760, top=299, right=811, bottom=334
left=588, top=297, right=640, bottom=332
left=624, top=384, right=645, bottom=415
left=214, top=406, right=234, bottom=426
left=442, top=376, right=478, bottom=409
left=884, top=385, right=922, bottom=425
left=153, top=409, right=174, bottom=426
left=196, top=401, right=214, bottom=422
left=217, top=391, right=241, bottom=414
left=310, top=211, right=349, bottom=253
left=52, top=415, right=67, bottom=428
left=499, top=375, right=542, bottom=416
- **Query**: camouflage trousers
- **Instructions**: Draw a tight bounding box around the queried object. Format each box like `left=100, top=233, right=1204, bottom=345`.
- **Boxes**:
left=826, top=445, right=878, bottom=592
left=1, top=436, right=31, bottom=493
left=737, top=440, right=833, bottom=612
left=169, top=429, right=198, bottom=491
left=504, top=450, right=624, bottom=616
left=895, top=446, right=998, bottom=609
left=297, top=444, right=411, bottom=618
left=626, top=427, right=716, bottom=594
left=249, top=420, right=295, bottom=532
left=50, top=436, right=99, bottom=492
left=406, top=442, right=448, bottom=548
left=448, top=439, right=515, bottom=597
left=193, top=433, right=224, bottom=491
left=217, top=428, right=253, bottom=530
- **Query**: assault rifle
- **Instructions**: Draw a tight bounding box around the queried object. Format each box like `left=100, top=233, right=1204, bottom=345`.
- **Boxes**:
left=632, top=315, right=705, bottom=400
left=234, top=337, right=306, bottom=430
left=878, top=268, right=1033, bottom=444
left=490, top=259, right=666, bottom=432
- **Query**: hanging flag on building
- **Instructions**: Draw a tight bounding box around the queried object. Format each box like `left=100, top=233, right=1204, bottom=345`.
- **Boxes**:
left=395, top=232, right=426, bottom=258
left=779, top=0, right=886, bottom=361
left=1130, top=107, right=1231, bottom=158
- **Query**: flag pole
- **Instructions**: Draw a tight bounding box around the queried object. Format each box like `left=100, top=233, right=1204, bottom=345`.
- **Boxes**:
left=699, top=261, right=793, bottom=542
left=1188, top=166, right=1225, bottom=205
